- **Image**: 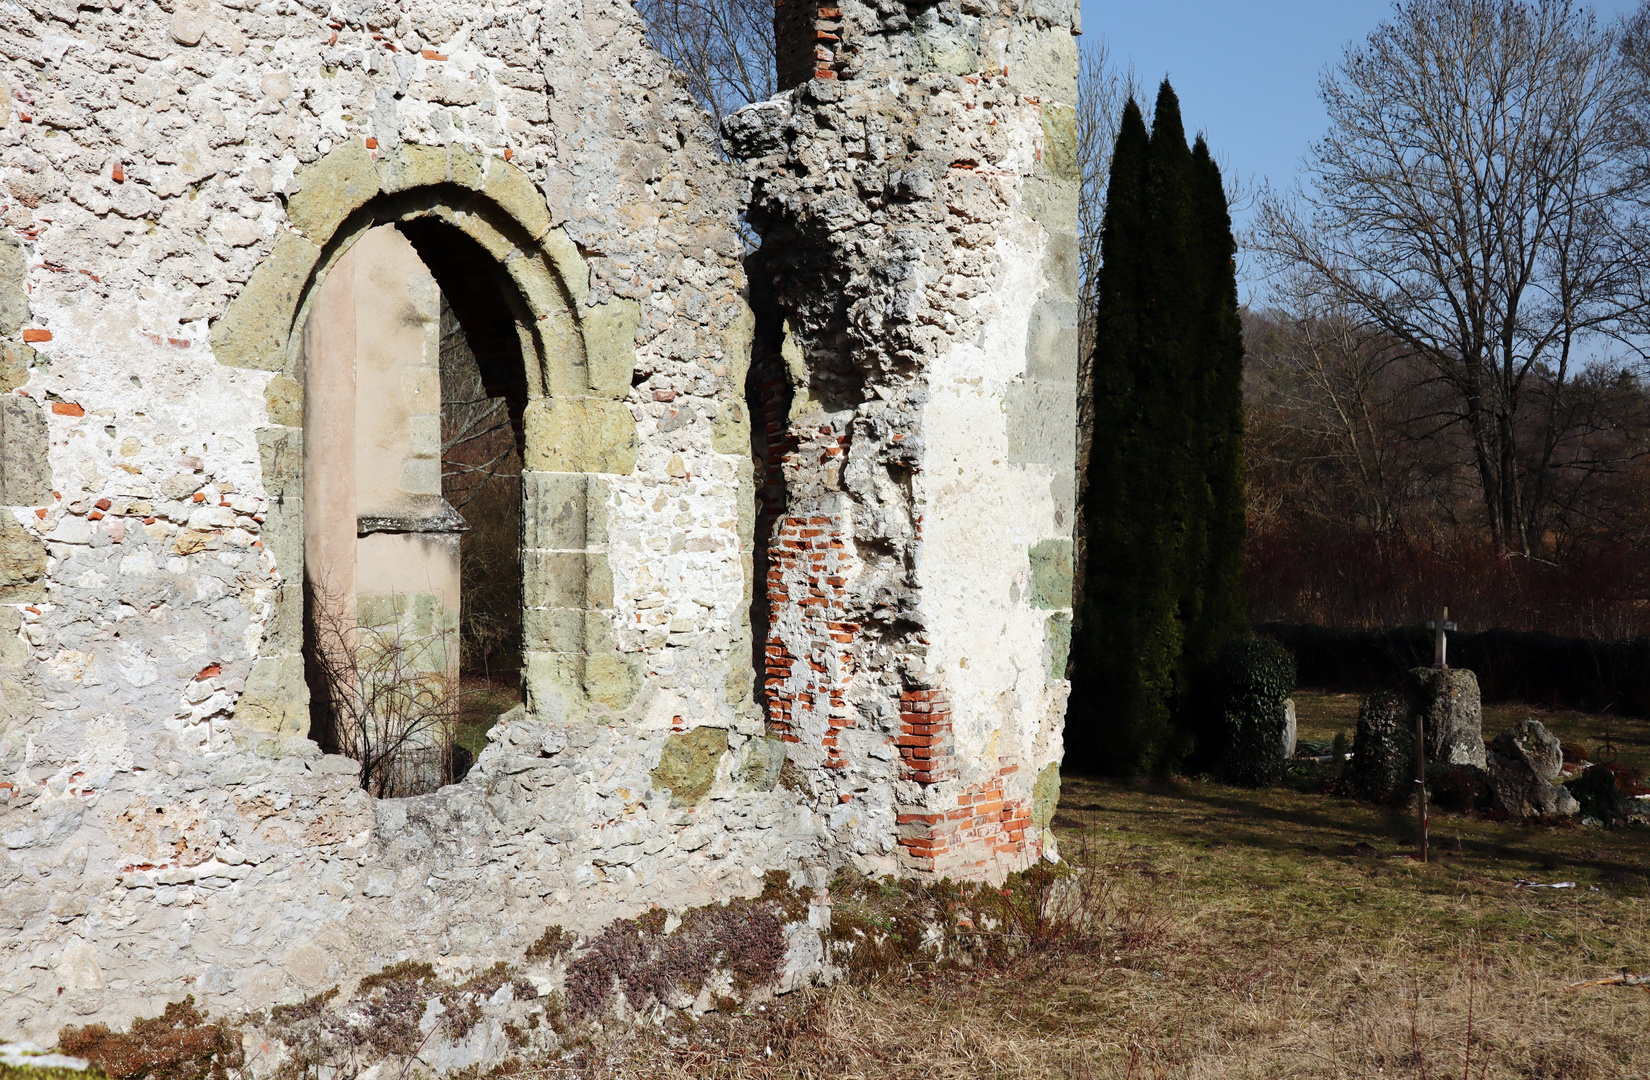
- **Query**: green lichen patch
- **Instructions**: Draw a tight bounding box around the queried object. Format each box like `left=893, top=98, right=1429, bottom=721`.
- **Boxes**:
left=651, top=727, right=729, bottom=807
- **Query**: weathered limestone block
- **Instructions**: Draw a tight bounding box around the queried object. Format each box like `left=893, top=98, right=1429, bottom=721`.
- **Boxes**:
left=0, top=239, right=27, bottom=338
left=1488, top=719, right=1580, bottom=818
left=582, top=298, right=642, bottom=398
left=234, top=653, right=309, bottom=736
left=0, top=396, right=51, bottom=506
left=0, top=343, right=31, bottom=393
left=1028, top=538, right=1073, bottom=608
left=0, top=518, right=46, bottom=604
left=208, top=233, right=323, bottom=372
left=285, top=138, right=381, bottom=240
left=652, top=727, right=730, bottom=807
left=583, top=651, right=642, bottom=711
left=1031, top=762, right=1062, bottom=830
left=523, top=397, right=639, bottom=474
left=735, top=737, right=788, bottom=792
left=1404, top=667, right=1487, bottom=768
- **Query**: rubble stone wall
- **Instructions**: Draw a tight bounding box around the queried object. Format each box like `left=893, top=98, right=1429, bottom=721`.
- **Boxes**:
left=736, top=0, right=1079, bottom=877
left=0, top=0, right=1076, bottom=1041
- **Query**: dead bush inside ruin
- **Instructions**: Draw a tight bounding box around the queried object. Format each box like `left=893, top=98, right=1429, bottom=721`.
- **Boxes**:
left=57, top=997, right=243, bottom=1080
left=305, top=583, right=465, bottom=797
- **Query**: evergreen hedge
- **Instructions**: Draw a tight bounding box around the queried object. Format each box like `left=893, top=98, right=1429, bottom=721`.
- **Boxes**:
left=1259, top=622, right=1650, bottom=716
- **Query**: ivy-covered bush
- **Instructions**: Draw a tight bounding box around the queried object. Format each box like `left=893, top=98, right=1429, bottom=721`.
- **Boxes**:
left=1348, top=690, right=1412, bottom=803
left=1212, top=636, right=1297, bottom=787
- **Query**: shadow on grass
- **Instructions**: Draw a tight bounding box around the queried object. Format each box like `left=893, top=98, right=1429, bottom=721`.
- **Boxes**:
left=1057, top=773, right=1650, bottom=885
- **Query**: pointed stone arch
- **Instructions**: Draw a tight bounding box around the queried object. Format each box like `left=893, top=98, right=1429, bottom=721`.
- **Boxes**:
left=221, top=139, right=646, bottom=736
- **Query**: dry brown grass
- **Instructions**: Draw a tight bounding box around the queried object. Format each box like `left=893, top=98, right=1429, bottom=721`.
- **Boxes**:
left=517, top=775, right=1650, bottom=1080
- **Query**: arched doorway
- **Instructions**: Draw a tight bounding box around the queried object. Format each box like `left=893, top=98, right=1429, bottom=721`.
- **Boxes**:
left=218, top=142, right=647, bottom=752
left=299, top=222, right=527, bottom=796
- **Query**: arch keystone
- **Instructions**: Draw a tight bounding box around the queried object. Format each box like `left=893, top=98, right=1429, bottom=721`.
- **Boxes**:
left=377, top=143, right=450, bottom=194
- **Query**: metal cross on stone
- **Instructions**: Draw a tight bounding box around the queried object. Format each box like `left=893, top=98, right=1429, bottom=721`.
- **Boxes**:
left=1426, top=606, right=1457, bottom=669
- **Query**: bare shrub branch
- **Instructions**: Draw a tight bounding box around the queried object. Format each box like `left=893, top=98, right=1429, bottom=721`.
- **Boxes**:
left=636, top=0, right=775, bottom=129
left=306, top=579, right=461, bottom=798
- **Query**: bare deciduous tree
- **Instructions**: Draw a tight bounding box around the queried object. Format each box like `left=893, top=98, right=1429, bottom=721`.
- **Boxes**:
left=1244, top=297, right=1436, bottom=541
left=636, top=0, right=775, bottom=128
left=1076, top=40, right=1128, bottom=364
left=1259, top=0, right=1650, bottom=556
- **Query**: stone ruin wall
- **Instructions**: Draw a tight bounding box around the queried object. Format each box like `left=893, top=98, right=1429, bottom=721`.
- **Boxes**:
left=743, top=0, right=1079, bottom=876
left=0, top=0, right=1077, bottom=1041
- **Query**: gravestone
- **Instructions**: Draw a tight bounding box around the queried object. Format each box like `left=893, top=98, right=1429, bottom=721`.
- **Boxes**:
left=1350, top=690, right=1412, bottom=802
left=1488, top=719, right=1581, bottom=818
left=1403, top=667, right=1488, bottom=768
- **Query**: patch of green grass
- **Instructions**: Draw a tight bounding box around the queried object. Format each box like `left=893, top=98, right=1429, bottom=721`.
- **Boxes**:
left=453, top=678, right=522, bottom=758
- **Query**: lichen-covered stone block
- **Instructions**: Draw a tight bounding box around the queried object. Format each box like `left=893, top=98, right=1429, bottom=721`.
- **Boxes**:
left=582, top=298, right=642, bottom=398
left=210, top=234, right=323, bottom=372
left=523, top=397, right=639, bottom=475
left=0, top=516, right=47, bottom=603
left=0, top=239, right=28, bottom=338
left=236, top=653, right=309, bottom=736
left=0, top=396, right=51, bottom=506
left=1028, top=538, right=1073, bottom=609
left=286, top=139, right=381, bottom=240
left=652, top=726, right=730, bottom=806
left=1404, top=666, right=1487, bottom=768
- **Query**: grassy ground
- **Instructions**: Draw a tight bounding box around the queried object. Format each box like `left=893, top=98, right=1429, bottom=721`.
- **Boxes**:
left=452, top=675, right=523, bottom=759
left=548, top=765, right=1650, bottom=1078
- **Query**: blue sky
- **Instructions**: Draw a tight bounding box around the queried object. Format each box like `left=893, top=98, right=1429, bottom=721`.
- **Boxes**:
left=1081, top=0, right=1643, bottom=301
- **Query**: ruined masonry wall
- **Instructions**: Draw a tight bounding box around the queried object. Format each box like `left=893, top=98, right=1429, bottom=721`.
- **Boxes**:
left=737, top=0, right=1078, bottom=877
left=0, top=0, right=1077, bottom=1043
left=0, top=0, right=823, bottom=1042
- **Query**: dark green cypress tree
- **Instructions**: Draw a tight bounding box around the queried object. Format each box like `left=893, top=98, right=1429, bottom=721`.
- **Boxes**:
left=1066, top=96, right=1154, bottom=774
left=1068, top=82, right=1248, bottom=775
left=1132, top=81, right=1202, bottom=767
left=1183, top=136, right=1248, bottom=680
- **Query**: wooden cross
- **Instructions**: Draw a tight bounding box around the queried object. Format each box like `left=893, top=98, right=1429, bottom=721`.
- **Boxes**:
left=1426, top=607, right=1457, bottom=669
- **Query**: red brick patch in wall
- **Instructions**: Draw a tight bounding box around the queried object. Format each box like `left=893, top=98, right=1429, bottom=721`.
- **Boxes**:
left=764, top=515, right=860, bottom=768
left=775, top=0, right=847, bottom=87
left=896, top=689, right=955, bottom=784
left=894, top=690, right=1041, bottom=874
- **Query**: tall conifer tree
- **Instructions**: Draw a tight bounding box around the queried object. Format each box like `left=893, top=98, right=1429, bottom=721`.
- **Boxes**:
left=1067, top=97, right=1154, bottom=774
left=1184, top=137, right=1248, bottom=678
left=1068, top=82, right=1247, bottom=775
